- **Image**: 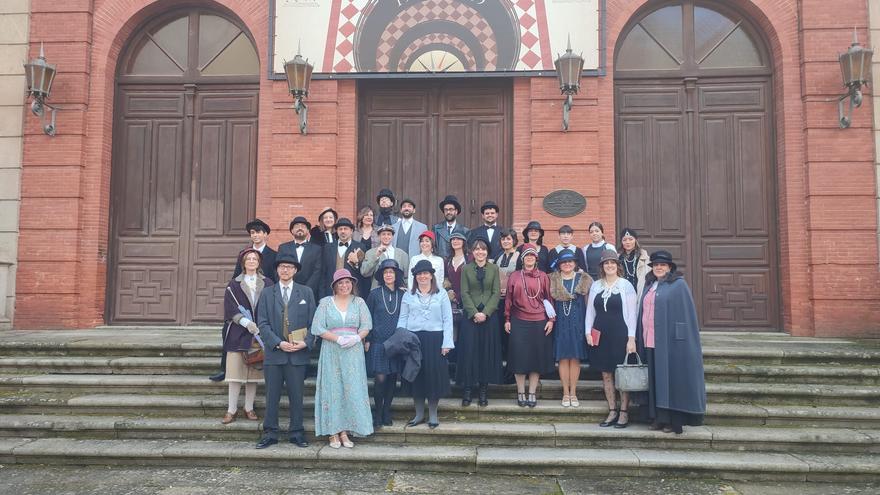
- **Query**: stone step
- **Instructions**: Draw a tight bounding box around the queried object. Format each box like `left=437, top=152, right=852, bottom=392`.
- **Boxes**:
left=2, top=393, right=879, bottom=428
left=0, top=414, right=876, bottom=455
left=0, top=437, right=876, bottom=481
left=1, top=373, right=877, bottom=406
left=2, top=356, right=877, bottom=386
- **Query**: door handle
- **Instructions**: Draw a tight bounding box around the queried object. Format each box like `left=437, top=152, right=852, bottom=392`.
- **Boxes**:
left=471, top=199, right=476, bottom=214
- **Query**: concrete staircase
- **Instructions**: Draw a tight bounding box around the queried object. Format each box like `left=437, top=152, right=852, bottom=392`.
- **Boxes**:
left=0, top=327, right=878, bottom=482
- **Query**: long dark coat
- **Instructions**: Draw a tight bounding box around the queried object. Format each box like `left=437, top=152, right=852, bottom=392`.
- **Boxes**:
left=223, top=275, right=273, bottom=352
left=636, top=272, right=707, bottom=416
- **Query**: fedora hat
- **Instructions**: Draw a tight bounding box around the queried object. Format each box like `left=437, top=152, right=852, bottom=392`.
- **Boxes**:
left=274, top=253, right=301, bottom=271
left=331, top=268, right=358, bottom=288
left=374, top=258, right=404, bottom=283
left=288, top=216, right=311, bottom=232
left=245, top=219, right=270, bottom=235
left=648, top=250, right=677, bottom=271
left=438, top=195, right=462, bottom=213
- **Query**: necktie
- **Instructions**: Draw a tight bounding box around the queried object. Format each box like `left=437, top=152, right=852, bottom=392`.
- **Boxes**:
left=281, top=286, right=290, bottom=340
left=283, top=286, right=290, bottom=304
left=448, top=225, right=453, bottom=234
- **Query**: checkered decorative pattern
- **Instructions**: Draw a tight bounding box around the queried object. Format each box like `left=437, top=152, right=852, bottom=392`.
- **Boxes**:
left=397, top=33, right=477, bottom=72
left=511, top=0, right=549, bottom=70
left=329, top=0, right=371, bottom=73
left=376, top=0, right=498, bottom=72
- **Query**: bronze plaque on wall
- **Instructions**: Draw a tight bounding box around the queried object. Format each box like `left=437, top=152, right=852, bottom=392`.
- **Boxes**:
left=543, top=190, right=586, bottom=217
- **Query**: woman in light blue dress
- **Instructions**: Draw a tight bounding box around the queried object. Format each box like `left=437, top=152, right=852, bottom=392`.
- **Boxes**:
left=312, top=269, right=374, bottom=449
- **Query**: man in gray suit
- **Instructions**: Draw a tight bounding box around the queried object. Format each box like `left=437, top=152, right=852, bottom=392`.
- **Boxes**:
left=392, top=198, right=428, bottom=258
left=255, top=254, right=316, bottom=449
left=361, top=224, right=409, bottom=290
left=432, top=195, right=470, bottom=259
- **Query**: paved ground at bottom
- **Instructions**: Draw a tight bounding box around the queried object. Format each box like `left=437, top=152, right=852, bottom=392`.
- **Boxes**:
left=0, top=465, right=877, bottom=495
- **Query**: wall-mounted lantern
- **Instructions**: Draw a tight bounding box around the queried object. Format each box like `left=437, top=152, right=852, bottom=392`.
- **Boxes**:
left=23, top=43, right=58, bottom=136
left=284, top=46, right=314, bottom=135
left=838, top=29, right=873, bottom=129
left=554, top=37, right=584, bottom=132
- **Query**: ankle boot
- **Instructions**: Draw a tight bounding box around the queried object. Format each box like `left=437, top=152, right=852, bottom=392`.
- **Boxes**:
left=478, top=384, right=488, bottom=407
left=461, top=387, right=472, bottom=406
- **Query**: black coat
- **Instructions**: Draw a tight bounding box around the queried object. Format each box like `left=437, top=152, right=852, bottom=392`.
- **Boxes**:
left=277, top=240, right=323, bottom=300
left=320, top=239, right=368, bottom=298
left=232, top=246, right=277, bottom=283
left=636, top=272, right=707, bottom=416
left=468, top=225, right=503, bottom=260
left=383, top=327, right=422, bottom=382
left=309, top=226, right=336, bottom=247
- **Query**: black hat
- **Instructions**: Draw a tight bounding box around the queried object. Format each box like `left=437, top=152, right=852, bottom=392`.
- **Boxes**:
left=411, top=259, right=436, bottom=276
left=648, top=250, right=677, bottom=271
left=374, top=258, right=404, bottom=283
left=288, top=216, right=311, bottom=232
left=558, top=224, right=574, bottom=234
left=376, top=188, right=396, bottom=205
left=480, top=200, right=499, bottom=213
left=400, top=198, right=416, bottom=208
left=274, top=253, right=301, bottom=271
left=522, top=221, right=544, bottom=239
left=620, top=227, right=639, bottom=240
left=334, top=217, right=355, bottom=230
left=438, top=194, right=462, bottom=213
left=317, top=207, right=338, bottom=223
left=245, top=219, right=270, bottom=234
left=469, top=234, right=490, bottom=248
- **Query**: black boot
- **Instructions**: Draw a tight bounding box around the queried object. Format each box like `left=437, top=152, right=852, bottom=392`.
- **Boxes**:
left=478, top=384, right=488, bottom=407
left=461, top=387, right=472, bottom=406
left=381, top=378, right=395, bottom=426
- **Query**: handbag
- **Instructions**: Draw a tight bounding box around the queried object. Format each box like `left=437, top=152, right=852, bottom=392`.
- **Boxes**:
left=614, top=352, right=649, bottom=392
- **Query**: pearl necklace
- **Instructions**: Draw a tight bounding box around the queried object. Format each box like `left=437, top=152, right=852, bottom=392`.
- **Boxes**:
left=622, top=251, right=637, bottom=278
left=381, top=286, right=398, bottom=316
left=417, top=291, right=433, bottom=315
left=560, top=273, right=578, bottom=317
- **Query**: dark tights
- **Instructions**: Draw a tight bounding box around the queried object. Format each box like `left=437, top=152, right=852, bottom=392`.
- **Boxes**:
left=371, top=373, right=397, bottom=424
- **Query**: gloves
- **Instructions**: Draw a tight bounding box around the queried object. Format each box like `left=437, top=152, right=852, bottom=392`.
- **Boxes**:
left=246, top=321, right=259, bottom=335
left=338, top=334, right=361, bottom=348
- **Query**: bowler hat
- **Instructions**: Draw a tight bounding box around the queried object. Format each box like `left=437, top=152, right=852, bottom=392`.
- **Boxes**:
left=480, top=200, right=499, bottom=213
left=374, top=259, right=404, bottom=283
left=411, top=259, right=436, bottom=276
left=274, top=253, right=301, bottom=271
left=599, top=249, right=620, bottom=266
left=376, top=188, right=396, bottom=205
left=334, top=217, right=355, bottom=230
left=522, top=220, right=544, bottom=239
left=400, top=198, right=417, bottom=208
left=648, top=250, right=677, bottom=271
left=438, top=195, right=462, bottom=213
left=376, top=224, right=395, bottom=235
left=245, top=219, right=270, bottom=235
left=288, top=216, right=311, bottom=232
left=331, top=268, right=358, bottom=288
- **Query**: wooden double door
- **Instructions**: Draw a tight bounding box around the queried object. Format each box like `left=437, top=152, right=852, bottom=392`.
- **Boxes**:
left=358, top=80, right=512, bottom=228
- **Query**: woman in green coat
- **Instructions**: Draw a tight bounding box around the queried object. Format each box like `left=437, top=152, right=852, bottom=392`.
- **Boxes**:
left=457, top=237, right=503, bottom=406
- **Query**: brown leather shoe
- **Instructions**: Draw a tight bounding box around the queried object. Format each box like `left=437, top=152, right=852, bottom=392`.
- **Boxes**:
left=222, top=411, right=237, bottom=424
left=244, top=410, right=259, bottom=421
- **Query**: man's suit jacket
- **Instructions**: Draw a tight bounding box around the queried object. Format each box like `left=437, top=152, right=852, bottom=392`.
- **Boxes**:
left=320, top=239, right=367, bottom=298
left=232, top=245, right=277, bottom=282
left=468, top=225, right=504, bottom=260
left=256, top=281, right=316, bottom=366
left=277, top=240, right=322, bottom=299
left=360, top=246, right=410, bottom=290
left=391, top=219, right=428, bottom=258
left=431, top=222, right=470, bottom=259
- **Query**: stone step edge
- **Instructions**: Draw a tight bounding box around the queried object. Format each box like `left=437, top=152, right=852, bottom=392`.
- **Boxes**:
left=0, top=374, right=877, bottom=398
left=0, top=437, right=877, bottom=480
left=4, top=394, right=880, bottom=422
left=1, top=414, right=876, bottom=448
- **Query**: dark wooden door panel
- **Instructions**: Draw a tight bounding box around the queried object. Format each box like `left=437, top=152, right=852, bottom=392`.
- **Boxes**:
left=359, top=81, right=511, bottom=228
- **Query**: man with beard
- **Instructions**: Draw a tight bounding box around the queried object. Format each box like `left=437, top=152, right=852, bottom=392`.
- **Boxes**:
left=375, top=188, right=399, bottom=226
left=392, top=199, right=428, bottom=259
left=278, top=216, right=323, bottom=300
left=468, top=201, right=504, bottom=259
left=320, top=217, right=367, bottom=298
left=432, top=195, right=469, bottom=259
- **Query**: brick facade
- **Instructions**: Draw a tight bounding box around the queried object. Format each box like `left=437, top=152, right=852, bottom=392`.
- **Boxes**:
left=14, top=0, right=880, bottom=336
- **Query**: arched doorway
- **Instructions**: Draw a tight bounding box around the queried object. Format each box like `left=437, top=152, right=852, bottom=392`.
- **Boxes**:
left=614, top=1, right=780, bottom=330
left=108, top=9, right=260, bottom=324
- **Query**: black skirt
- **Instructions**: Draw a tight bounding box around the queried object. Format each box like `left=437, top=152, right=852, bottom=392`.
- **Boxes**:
left=408, top=331, right=451, bottom=401
left=507, top=316, right=555, bottom=375
left=645, top=348, right=704, bottom=427
left=590, top=293, right=628, bottom=373
left=456, top=312, right=503, bottom=386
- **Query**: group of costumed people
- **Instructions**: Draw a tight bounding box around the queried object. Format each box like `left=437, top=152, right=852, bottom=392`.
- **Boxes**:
left=215, top=191, right=706, bottom=449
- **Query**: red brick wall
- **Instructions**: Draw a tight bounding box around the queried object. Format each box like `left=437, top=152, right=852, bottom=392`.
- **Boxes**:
left=15, top=0, right=880, bottom=336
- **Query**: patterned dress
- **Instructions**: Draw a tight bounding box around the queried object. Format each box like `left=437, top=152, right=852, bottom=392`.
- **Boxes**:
left=311, top=296, right=374, bottom=436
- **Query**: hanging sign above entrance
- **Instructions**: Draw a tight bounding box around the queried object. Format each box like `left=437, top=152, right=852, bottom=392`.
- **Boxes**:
left=270, top=0, right=603, bottom=77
